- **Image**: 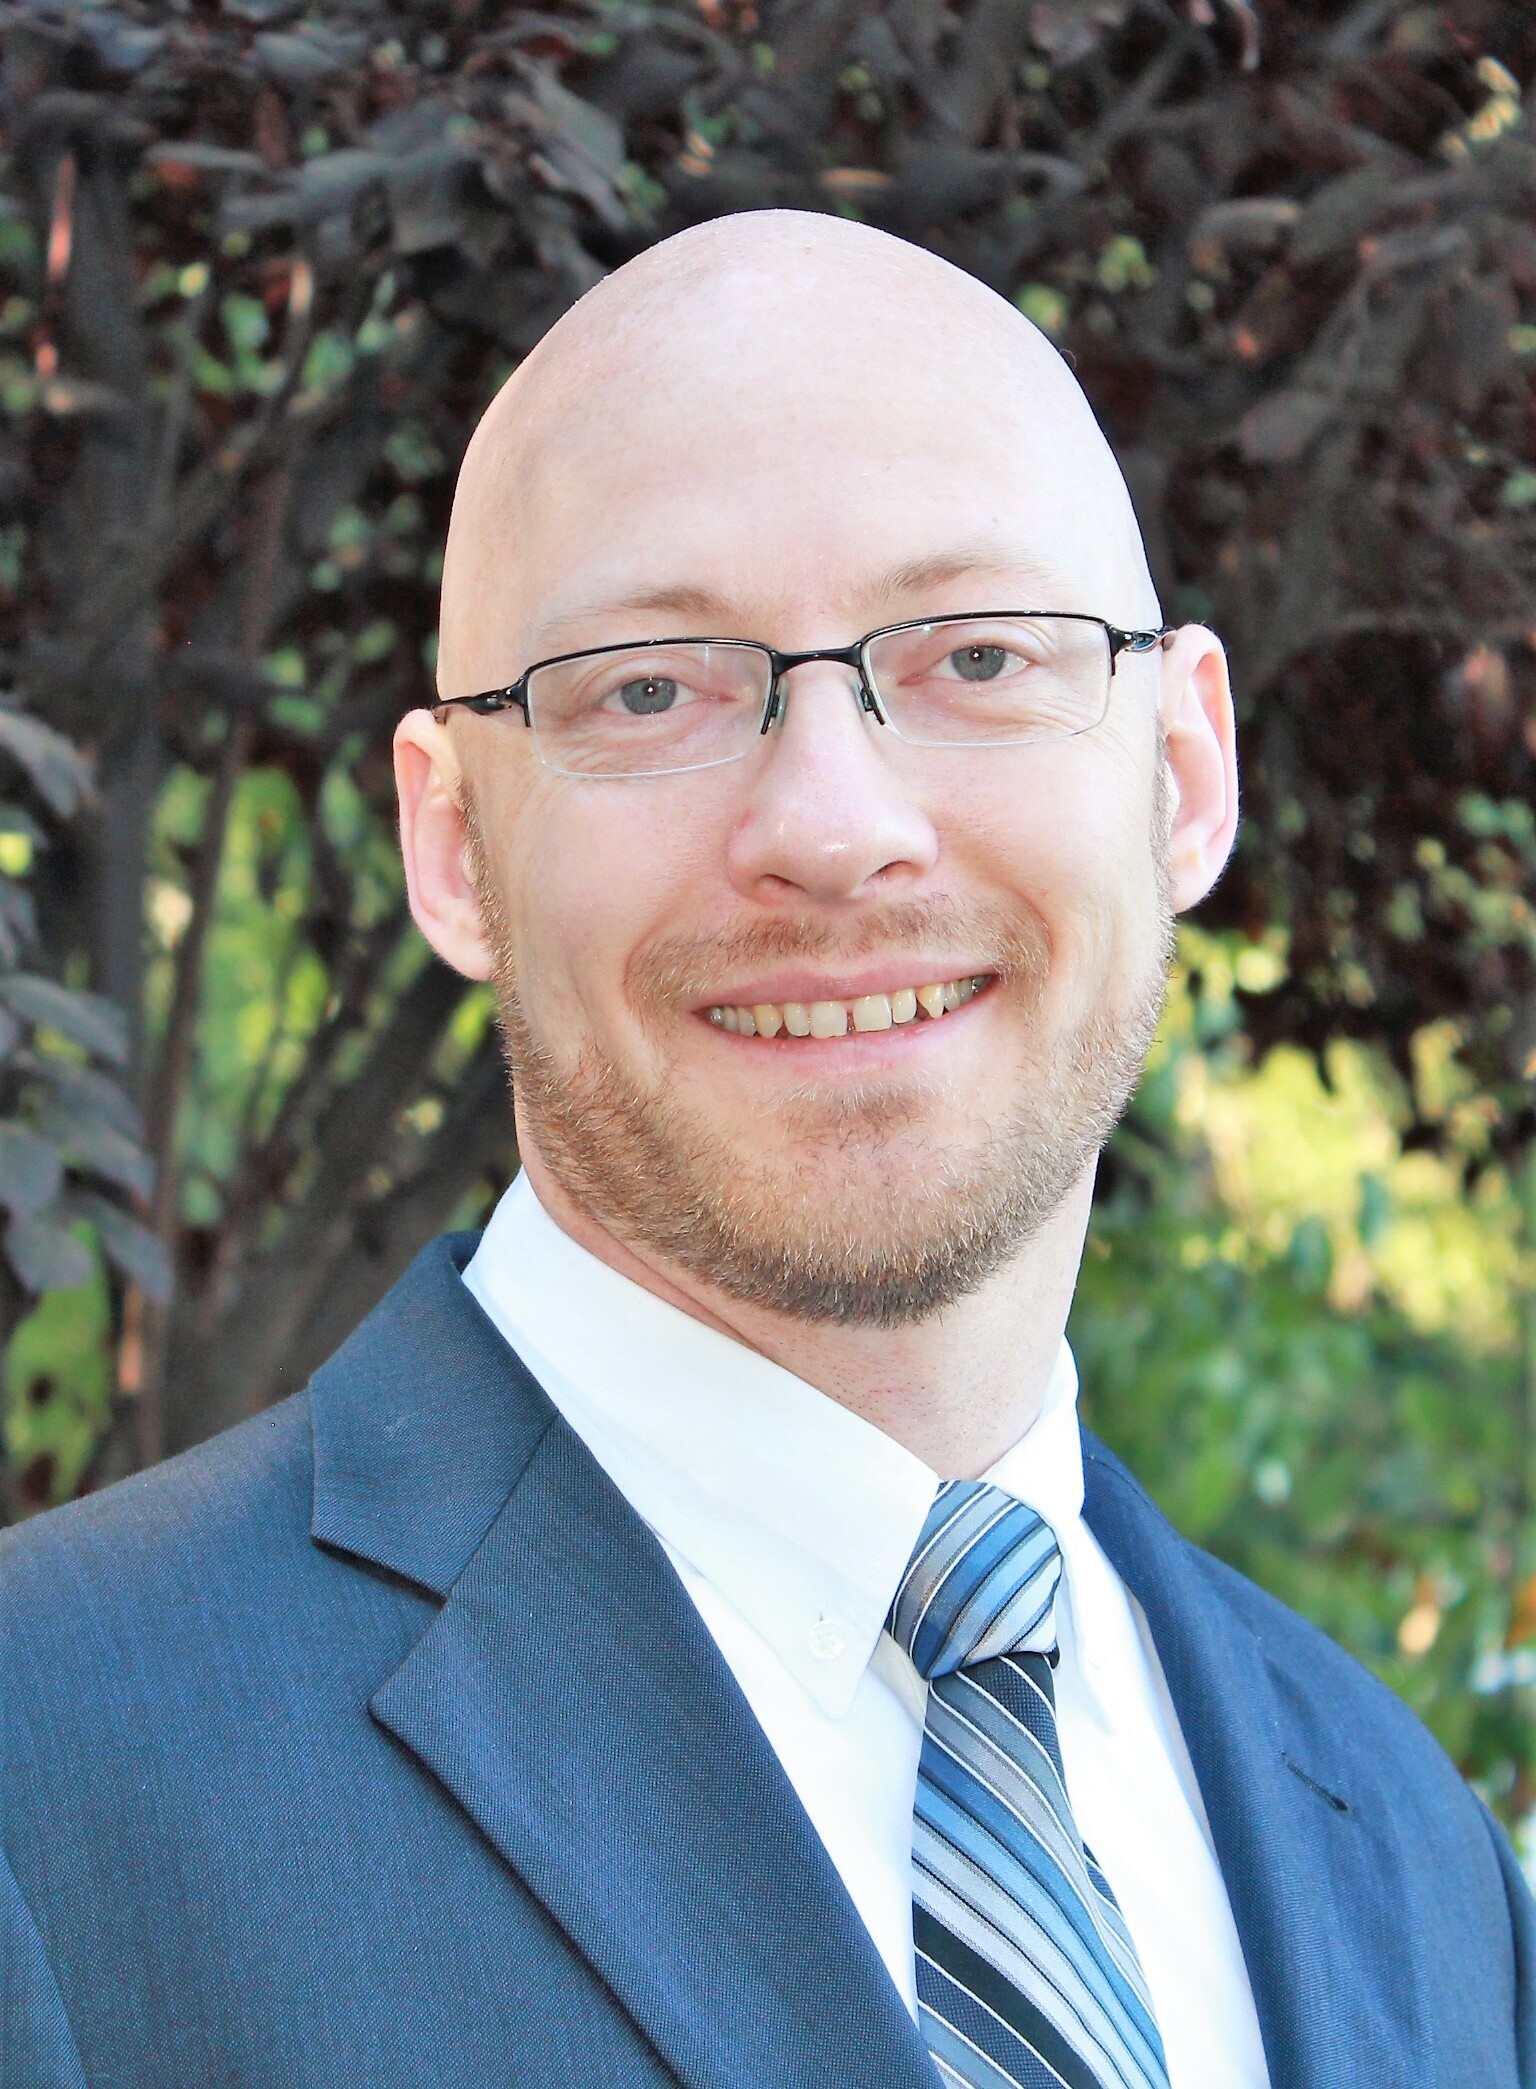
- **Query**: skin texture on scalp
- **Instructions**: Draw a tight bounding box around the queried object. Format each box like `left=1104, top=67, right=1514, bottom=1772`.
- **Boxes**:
left=400, top=208, right=1238, bottom=1472
left=437, top=213, right=1162, bottom=699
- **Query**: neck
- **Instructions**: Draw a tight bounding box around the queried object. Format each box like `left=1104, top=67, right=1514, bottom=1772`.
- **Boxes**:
left=517, top=1147, right=1097, bottom=1479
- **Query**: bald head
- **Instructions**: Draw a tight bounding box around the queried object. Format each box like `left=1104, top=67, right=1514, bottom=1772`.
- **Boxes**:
left=399, top=210, right=1238, bottom=1366
left=437, top=212, right=1156, bottom=697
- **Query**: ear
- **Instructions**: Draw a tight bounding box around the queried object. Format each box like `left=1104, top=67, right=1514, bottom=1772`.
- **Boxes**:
left=1157, top=625, right=1238, bottom=912
left=393, top=708, right=495, bottom=981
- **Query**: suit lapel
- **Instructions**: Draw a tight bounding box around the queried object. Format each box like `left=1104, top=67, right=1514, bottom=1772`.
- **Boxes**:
left=1081, top=1433, right=1425, bottom=2089
left=324, top=1234, right=1434, bottom=2089
left=313, top=1237, right=935, bottom=2089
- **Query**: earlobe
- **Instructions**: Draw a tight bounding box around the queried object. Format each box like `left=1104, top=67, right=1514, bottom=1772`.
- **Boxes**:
left=1158, top=627, right=1239, bottom=913
left=393, top=709, right=497, bottom=982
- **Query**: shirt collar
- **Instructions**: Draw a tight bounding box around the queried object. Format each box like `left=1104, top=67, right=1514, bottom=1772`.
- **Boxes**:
left=463, top=1173, right=1085, bottom=1719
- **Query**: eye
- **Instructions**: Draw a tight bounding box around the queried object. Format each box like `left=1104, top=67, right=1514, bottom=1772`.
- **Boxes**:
left=948, top=644, right=1011, bottom=683
left=614, top=675, right=680, bottom=715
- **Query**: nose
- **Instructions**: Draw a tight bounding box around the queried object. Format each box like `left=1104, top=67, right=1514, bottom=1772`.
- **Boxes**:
left=724, top=661, right=940, bottom=906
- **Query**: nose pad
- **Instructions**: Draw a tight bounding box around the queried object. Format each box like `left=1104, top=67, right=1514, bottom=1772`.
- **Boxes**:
left=759, top=665, right=889, bottom=734
left=857, top=671, right=889, bottom=725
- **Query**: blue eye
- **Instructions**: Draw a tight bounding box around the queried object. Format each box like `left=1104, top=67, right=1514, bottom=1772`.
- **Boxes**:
left=949, top=645, right=1010, bottom=682
left=617, top=677, right=679, bottom=714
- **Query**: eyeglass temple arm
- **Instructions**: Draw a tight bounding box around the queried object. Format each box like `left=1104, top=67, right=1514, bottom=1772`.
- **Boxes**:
left=434, top=686, right=531, bottom=719
left=1107, top=624, right=1177, bottom=666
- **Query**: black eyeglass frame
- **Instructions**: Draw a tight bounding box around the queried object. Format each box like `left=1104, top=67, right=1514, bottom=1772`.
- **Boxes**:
left=432, top=610, right=1177, bottom=745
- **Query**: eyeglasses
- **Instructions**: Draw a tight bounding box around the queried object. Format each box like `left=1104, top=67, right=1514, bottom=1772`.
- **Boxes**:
left=432, top=612, right=1175, bottom=779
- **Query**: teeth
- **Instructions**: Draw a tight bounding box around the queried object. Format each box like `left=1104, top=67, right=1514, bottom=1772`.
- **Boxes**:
left=851, top=994, right=892, bottom=1032
left=707, top=976, right=988, bottom=1038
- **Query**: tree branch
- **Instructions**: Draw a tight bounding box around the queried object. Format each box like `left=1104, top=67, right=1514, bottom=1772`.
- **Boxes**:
left=135, top=466, right=291, bottom=1465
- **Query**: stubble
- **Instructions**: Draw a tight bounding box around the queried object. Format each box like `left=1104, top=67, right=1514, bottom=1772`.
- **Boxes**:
left=462, top=791, right=1173, bottom=1328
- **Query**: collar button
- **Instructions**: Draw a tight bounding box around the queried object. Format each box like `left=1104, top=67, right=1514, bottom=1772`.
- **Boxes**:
left=807, top=1617, right=846, bottom=1662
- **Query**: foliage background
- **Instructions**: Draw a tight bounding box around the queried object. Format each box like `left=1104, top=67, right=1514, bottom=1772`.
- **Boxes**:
left=0, top=0, right=1533, bottom=1844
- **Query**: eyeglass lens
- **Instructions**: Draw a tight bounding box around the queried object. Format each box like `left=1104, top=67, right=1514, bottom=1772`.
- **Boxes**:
left=524, top=618, right=1114, bottom=778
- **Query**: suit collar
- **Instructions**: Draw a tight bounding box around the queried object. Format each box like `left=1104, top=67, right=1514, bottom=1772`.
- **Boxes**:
left=465, top=1175, right=937, bottom=1720
left=1081, top=1430, right=1426, bottom=2089
left=310, top=1237, right=1424, bottom=2089
left=311, top=1234, right=936, bottom=2089
left=309, top=1232, right=552, bottom=1596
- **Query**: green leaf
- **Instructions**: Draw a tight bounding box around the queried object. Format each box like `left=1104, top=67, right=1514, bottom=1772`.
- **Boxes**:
left=0, top=975, right=128, bottom=1064
left=0, top=707, right=92, bottom=818
left=74, top=1193, right=172, bottom=1301
left=6, top=1213, right=92, bottom=1292
left=1097, top=235, right=1155, bottom=292
left=23, top=1056, right=142, bottom=1140
left=0, top=799, right=46, bottom=847
left=384, top=425, right=444, bottom=483
left=221, top=292, right=270, bottom=355
left=34, top=1099, right=153, bottom=1197
left=0, top=1121, right=62, bottom=1218
left=1013, top=284, right=1068, bottom=336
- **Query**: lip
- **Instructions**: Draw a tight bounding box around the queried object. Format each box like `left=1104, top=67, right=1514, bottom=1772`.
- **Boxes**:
left=689, top=964, right=994, bottom=1010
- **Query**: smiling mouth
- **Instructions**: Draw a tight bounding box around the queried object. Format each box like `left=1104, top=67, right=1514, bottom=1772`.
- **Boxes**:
left=705, top=974, right=994, bottom=1038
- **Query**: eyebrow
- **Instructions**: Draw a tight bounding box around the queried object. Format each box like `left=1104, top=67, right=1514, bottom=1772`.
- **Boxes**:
left=876, top=544, right=1089, bottom=604
left=527, top=584, right=726, bottom=653
left=526, top=543, right=1092, bottom=652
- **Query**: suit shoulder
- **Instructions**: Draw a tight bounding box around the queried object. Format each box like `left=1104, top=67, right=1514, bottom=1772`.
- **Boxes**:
left=0, top=1393, right=313, bottom=1619
left=1083, top=1436, right=1476, bottom=1780
left=1191, top=1538, right=1439, bottom=1736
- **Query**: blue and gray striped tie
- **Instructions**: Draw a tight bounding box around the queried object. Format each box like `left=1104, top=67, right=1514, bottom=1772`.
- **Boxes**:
left=888, top=1480, right=1171, bottom=2089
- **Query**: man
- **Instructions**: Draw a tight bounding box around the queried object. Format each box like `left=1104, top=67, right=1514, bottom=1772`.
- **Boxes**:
left=1, top=213, right=1530, bottom=2089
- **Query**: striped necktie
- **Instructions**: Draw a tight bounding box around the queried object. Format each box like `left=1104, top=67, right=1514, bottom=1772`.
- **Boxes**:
left=888, top=1480, right=1171, bottom=2089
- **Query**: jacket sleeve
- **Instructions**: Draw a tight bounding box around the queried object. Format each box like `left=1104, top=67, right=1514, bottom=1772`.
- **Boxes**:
left=1480, top=1798, right=1536, bottom=2086
left=0, top=1840, right=87, bottom=2089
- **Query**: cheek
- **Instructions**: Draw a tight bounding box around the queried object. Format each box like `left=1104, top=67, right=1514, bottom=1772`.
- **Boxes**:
left=958, top=746, right=1158, bottom=970
left=497, top=781, right=721, bottom=1037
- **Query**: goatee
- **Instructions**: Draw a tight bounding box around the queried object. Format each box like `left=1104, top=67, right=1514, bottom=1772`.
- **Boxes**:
left=466, top=819, right=1172, bottom=1328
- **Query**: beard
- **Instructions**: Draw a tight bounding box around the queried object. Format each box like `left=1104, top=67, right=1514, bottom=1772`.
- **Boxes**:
left=465, top=809, right=1173, bottom=1330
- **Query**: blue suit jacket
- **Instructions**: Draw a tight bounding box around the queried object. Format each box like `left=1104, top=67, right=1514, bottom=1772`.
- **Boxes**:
left=2, top=1235, right=1532, bottom=2087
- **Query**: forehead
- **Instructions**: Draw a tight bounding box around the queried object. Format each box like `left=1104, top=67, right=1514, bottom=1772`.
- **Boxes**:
left=441, top=238, right=1154, bottom=684
left=526, top=370, right=1123, bottom=633
left=523, top=543, right=1097, bottom=655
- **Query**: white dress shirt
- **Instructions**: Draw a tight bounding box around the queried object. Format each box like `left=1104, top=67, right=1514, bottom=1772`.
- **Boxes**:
left=464, top=1173, right=1271, bottom=2087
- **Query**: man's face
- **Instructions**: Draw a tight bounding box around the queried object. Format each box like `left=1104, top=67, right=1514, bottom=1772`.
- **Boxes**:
left=436, top=268, right=1186, bottom=1323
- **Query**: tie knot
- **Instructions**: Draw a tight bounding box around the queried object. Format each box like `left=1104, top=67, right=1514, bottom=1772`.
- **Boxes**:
left=888, top=1480, right=1062, bottom=1680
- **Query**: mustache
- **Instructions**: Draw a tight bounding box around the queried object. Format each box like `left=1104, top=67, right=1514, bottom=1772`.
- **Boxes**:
left=626, top=898, right=1050, bottom=1009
